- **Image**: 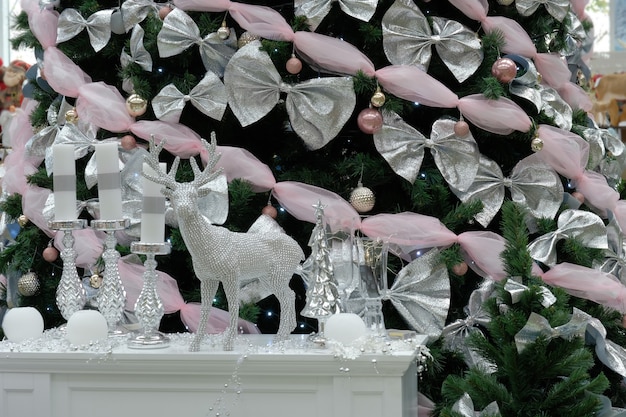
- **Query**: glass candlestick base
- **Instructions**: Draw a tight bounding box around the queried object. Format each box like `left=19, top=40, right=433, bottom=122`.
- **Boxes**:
left=48, top=219, right=88, bottom=321
left=128, top=241, right=171, bottom=349
left=91, top=218, right=130, bottom=335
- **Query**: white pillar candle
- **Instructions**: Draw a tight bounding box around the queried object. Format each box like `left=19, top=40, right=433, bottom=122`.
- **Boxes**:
left=140, top=162, right=166, bottom=243
left=95, top=142, right=123, bottom=220
left=52, top=144, right=77, bottom=221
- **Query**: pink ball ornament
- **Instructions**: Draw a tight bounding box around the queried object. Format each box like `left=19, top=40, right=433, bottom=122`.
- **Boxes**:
left=491, top=57, right=517, bottom=83
left=572, top=191, right=585, bottom=203
left=121, top=135, right=137, bottom=150
left=454, top=120, right=470, bottom=137
left=262, top=205, right=278, bottom=219
left=286, top=55, right=302, bottom=75
left=43, top=246, right=59, bottom=262
left=452, top=262, right=468, bottom=276
left=159, top=5, right=172, bottom=19
left=357, top=108, right=383, bottom=134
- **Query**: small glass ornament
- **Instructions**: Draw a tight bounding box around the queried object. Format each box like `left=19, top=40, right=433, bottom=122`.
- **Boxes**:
left=370, top=87, right=386, bottom=108
left=531, top=136, right=544, bottom=152
left=286, top=54, right=303, bottom=75
left=491, top=57, right=517, bottom=83
left=126, top=93, right=148, bottom=117
left=217, top=21, right=230, bottom=40
left=357, top=107, right=383, bottom=134
left=17, top=272, right=41, bottom=297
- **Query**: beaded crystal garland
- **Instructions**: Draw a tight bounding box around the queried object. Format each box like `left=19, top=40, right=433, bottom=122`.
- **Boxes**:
left=144, top=135, right=305, bottom=351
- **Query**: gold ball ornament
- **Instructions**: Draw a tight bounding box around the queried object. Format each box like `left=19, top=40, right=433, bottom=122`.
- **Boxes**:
left=531, top=137, right=543, bottom=152
left=89, top=274, right=103, bottom=289
left=17, top=272, right=41, bottom=297
left=65, top=108, right=79, bottom=124
left=370, top=88, right=386, bottom=108
left=238, top=31, right=261, bottom=49
left=125, top=93, right=148, bottom=117
left=349, top=184, right=375, bottom=213
left=17, top=214, right=29, bottom=227
left=217, top=21, right=230, bottom=40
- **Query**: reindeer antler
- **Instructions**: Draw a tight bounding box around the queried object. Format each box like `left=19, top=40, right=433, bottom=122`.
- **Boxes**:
left=144, top=135, right=179, bottom=190
left=189, top=132, right=223, bottom=188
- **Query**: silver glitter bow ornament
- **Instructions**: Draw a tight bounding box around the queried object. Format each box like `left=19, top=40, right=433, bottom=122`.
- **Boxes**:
left=45, top=122, right=120, bottom=189
left=373, top=113, right=479, bottom=191
left=504, top=277, right=557, bottom=308
left=582, top=127, right=626, bottom=185
left=294, top=0, right=378, bottom=30
left=506, top=55, right=572, bottom=130
left=56, top=8, right=113, bottom=52
left=514, top=310, right=588, bottom=353
left=580, top=308, right=626, bottom=379
left=442, top=280, right=496, bottom=371
left=379, top=248, right=450, bottom=339
left=225, top=41, right=356, bottom=150
left=121, top=25, right=153, bottom=72
left=25, top=98, right=73, bottom=160
left=594, top=211, right=626, bottom=286
left=516, top=0, right=570, bottom=21
left=120, top=0, right=159, bottom=33
left=152, top=72, right=227, bottom=123
left=452, top=393, right=501, bottom=417
left=451, top=153, right=563, bottom=228
left=565, top=11, right=592, bottom=83
left=381, top=0, right=482, bottom=83
left=528, top=209, right=608, bottom=266
left=157, top=8, right=236, bottom=77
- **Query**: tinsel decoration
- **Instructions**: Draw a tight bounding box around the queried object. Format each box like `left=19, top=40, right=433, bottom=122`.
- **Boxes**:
left=17, top=272, right=40, bottom=297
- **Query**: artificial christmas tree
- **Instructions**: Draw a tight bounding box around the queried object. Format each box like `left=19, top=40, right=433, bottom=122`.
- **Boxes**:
left=2, top=0, right=626, bottom=414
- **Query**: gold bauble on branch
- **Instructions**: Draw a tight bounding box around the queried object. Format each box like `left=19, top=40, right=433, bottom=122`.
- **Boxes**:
left=531, top=137, right=544, bottom=152
left=125, top=93, right=148, bottom=117
left=370, top=87, right=386, bottom=108
left=65, top=108, right=79, bottom=124
left=17, top=272, right=41, bottom=297
left=17, top=214, right=29, bottom=227
left=217, top=21, right=230, bottom=40
left=89, top=274, right=103, bottom=289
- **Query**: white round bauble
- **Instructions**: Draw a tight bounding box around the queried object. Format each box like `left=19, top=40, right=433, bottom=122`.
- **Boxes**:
left=110, top=8, right=126, bottom=35
left=349, top=186, right=375, bottom=213
left=66, top=310, right=108, bottom=346
left=2, top=307, right=44, bottom=342
left=325, top=313, right=367, bottom=345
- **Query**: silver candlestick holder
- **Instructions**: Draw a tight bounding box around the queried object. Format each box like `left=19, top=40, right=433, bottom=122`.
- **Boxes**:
left=128, top=241, right=171, bottom=349
left=91, top=218, right=130, bottom=334
left=48, top=219, right=88, bottom=321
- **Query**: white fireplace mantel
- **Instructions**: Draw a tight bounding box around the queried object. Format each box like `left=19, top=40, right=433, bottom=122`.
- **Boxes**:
left=0, top=333, right=426, bottom=417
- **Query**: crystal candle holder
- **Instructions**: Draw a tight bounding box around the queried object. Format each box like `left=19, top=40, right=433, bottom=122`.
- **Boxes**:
left=91, top=218, right=130, bottom=334
left=128, top=241, right=171, bottom=349
left=48, top=219, right=88, bottom=321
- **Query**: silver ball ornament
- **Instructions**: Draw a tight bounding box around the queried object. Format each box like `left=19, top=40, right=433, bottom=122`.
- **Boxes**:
left=217, top=22, right=230, bottom=40
left=111, top=8, right=126, bottom=35
left=17, top=272, right=41, bottom=297
left=350, top=185, right=375, bottom=213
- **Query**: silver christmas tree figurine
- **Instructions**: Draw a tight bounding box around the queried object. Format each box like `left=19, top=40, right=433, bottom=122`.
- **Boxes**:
left=300, top=201, right=341, bottom=344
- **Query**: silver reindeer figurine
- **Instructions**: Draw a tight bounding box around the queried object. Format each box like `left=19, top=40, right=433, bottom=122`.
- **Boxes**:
left=144, top=134, right=304, bottom=351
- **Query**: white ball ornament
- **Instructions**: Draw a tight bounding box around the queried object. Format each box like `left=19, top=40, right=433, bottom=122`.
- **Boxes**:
left=350, top=184, right=375, bottom=213
left=66, top=310, right=109, bottom=346
left=324, top=313, right=367, bottom=345
left=2, top=307, right=44, bottom=342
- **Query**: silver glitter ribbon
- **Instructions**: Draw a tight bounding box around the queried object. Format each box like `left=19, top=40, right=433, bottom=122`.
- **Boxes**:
left=452, top=393, right=501, bottom=417
left=157, top=8, right=236, bottom=77
left=120, top=0, right=158, bottom=33
left=506, top=54, right=572, bottom=130
left=451, top=154, right=563, bottom=228
left=380, top=248, right=450, bottom=339
left=514, top=310, right=588, bottom=353
left=294, top=0, right=378, bottom=30
left=45, top=122, right=120, bottom=189
left=56, top=8, right=113, bottom=52
left=373, top=113, right=479, bottom=191
left=504, top=277, right=557, bottom=308
left=224, top=41, right=356, bottom=150
left=582, top=127, right=626, bottom=185
left=121, top=25, right=153, bottom=72
left=527, top=209, right=608, bottom=266
left=565, top=11, right=593, bottom=83
left=381, top=0, right=482, bottom=83
left=442, top=280, right=496, bottom=370
left=25, top=99, right=73, bottom=160
left=595, top=211, right=626, bottom=286
left=516, top=0, right=570, bottom=21
left=152, top=72, right=227, bottom=123
left=579, top=308, right=626, bottom=379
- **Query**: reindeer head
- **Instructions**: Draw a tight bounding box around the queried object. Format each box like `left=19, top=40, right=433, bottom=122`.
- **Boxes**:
left=144, top=133, right=223, bottom=217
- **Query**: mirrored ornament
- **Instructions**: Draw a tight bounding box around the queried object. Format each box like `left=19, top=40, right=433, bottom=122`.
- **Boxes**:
left=357, top=108, right=383, bottom=134
left=491, top=57, right=517, bottom=83
left=126, top=93, right=148, bottom=117
left=17, top=272, right=40, bottom=297
left=349, top=184, right=375, bottom=213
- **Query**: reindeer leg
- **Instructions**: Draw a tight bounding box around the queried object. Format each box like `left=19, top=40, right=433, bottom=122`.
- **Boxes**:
left=190, top=279, right=218, bottom=352
left=222, top=276, right=239, bottom=351
left=274, top=285, right=297, bottom=342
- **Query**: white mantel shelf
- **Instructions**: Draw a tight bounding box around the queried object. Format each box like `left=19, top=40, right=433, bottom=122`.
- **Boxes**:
left=0, top=332, right=426, bottom=417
